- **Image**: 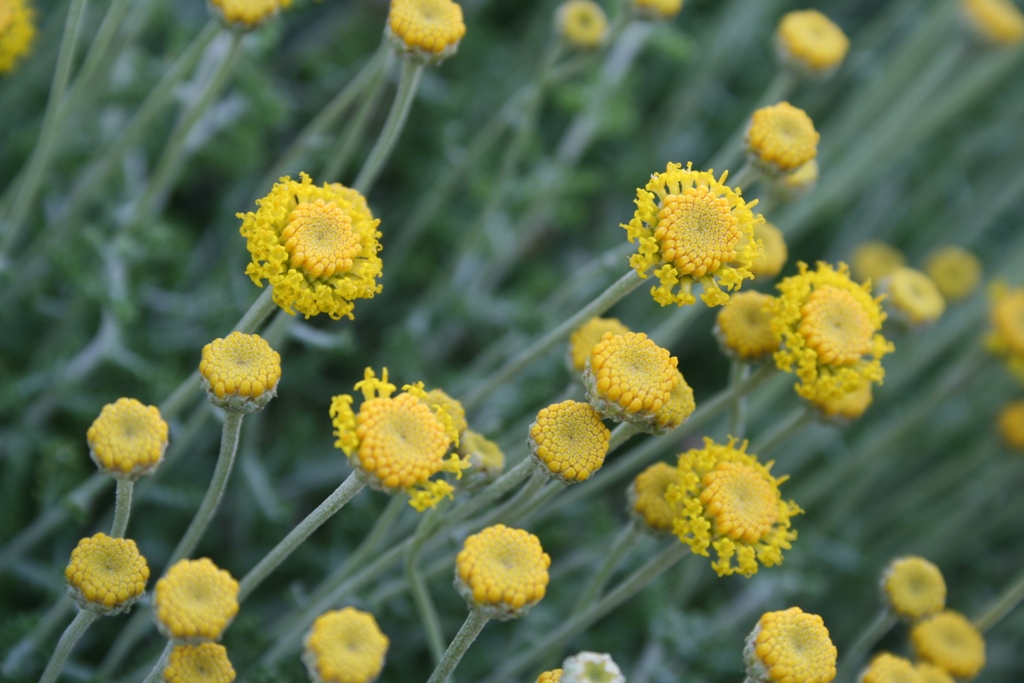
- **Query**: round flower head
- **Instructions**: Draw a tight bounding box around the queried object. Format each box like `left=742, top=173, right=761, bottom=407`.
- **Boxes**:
left=851, top=241, right=905, bottom=286
left=87, top=398, right=169, bottom=479
left=771, top=261, right=894, bottom=403
left=528, top=401, right=610, bottom=484
left=881, top=556, right=946, bottom=621
left=0, top=0, right=34, bottom=74
left=775, top=158, right=820, bottom=198
left=239, top=173, right=382, bottom=321
left=65, top=533, right=149, bottom=615
left=811, top=383, right=873, bottom=424
left=455, top=524, right=550, bottom=619
left=556, top=0, right=608, bottom=49
left=330, top=368, right=467, bottom=512
left=986, top=283, right=1024, bottom=382
left=207, top=0, right=288, bottom=29
left=714, top=291, right=780, bottom=361
left=630, top=0, right=682, bottom=20
left=746, top=103, right=820, bottom=175
left=628, top=461, right=677, bottom=534
left=882, top=267, right=946, bottom=327
left=422, top=388, right=468, bottom=436
left=459, top=429, right=505, bottom=483
left=199, top=332, right=282, bottom=413
left=537, top=670, right=563, bottom=683
left=387, top=0, right=466, bottom=63
left=561, top=652, right=624, bottom=683
left=743, top=607, right=837, bottom=683
left=666, top=438, right=801, bottom=577
left=998, top=400, right=1024, bottom=451
left=744, top=222, right=788, bottom=280
left=302, top=607, right=389, bottom=683
left=924, top=246, right=982, bottom=302
left=154, top=558, right=239, bottom=643
left=962, top=0, right=1024, bottom=44
left=653, top=366, right=697, bottom=434
left=624, top=162, right=763, bottom=307
left=164, top=643, right=235, bottom=683
left=911, top=611, right=986, bottom=680
left=859, top=653, right=924, bottom=683
left=915, top=663, right=955, bottom=683
left=568, top=317, right=631, bottom=373
left=775, top=10, right=850, bottom=76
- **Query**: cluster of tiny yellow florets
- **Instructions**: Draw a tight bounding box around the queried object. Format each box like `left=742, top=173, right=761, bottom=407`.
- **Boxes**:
left=568, top=317, right=631, bottom=372
left=986, top=283, right=1024, bottom=383
left=743, top=607, right=837, bottom=683
left=154, top=558, right=240, bottom=643
left=423, top=387, right=468, bottom=436
left=623, top=162, right=763, bottom=307
left=882, top=556, right=947, bottom=621
left=883, top=267, right=946, bottom=326
left=667, top=438, right=801, bottom=577
left=387, top=0, right=466, bottom=61
left=65, top=533, right=149, bottom=615
left=746, top=102, right=820, bottom=175
left=459, top=429, right=505, bottom=483
left=303, top=607, right=390, bottom=683
left=811, top=383, right=873, bottom=423
left=455, top=524, right=550, bottom=620
left=528, top=400, right=610, bottom=484
left=239, top=173, right=382, bottom=320
left=925, top=246, right=982, bottom=302
left=911, top=611, right=986, bottom=680
left=556, top=0, right=608, bottom=49
left=87, top=398, right=169, bottom=479
left=207, top=0, right=290, bottom=29
left=630, top=0, right=683, bottom=20
left=916, top=663, right=955, bottom=683
left=775, top=10, right=849, bottom=75
left=714, top=291, right=780, bottom=361
left=745, top=222, right=788, bottom=280
left=199, top=331, right=282, bottom=412
left=961, top=0, right=1024, bottom=44
left=537, top=670, right=563, bottom=683
left=859, top=653, right=923, bottom=683
left=164, top=643, right=236, bottom=683
left=628, top=462, right=677, bottom=534
left=0, top=0, right=35, bottom=74
left=998, top=400, right=1024, bottom=451
left=851, top=241, right=905, bottom=285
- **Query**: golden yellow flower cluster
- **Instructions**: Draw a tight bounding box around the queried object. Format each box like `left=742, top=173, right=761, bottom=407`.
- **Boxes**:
left=986, top=283, right=1024, bottom=383
left=630, top=0, right=683, bottom=20
left=714, top=291, right=780, bottom=360
left=199, top=331, right=282, bottom=413
left=154, top=558, right=240, bottom=643
left=811, top=383, right=873, bottom=423
left=65, top=533, right=149, bottom=615
left=455, top=524, right=550, bottom=619
left=998, top=400, right=1024, bottom=451
left=459, top=429, right=505, bottom=482
left=556, top=0, right=608, bottom=49
left=537, top=670, right=563, bottom=683
left=87, top=398, right=169, bottom=479
left=911, top=611, right=986, bottom=680
left=882, top=556, right=946, bottom=621
left=628, top=462, right=677, bottom=534
left=0, top=0, right=34, bottom=73
left=303, top=607, right=389, bottom=683
left=860, top=653, right=923, bottom=683
left=165, top=643, right=236, bottom=683
left=925, top=246, right=982, bottom=302
left=851, top=241, right=905, bottom=285
left=746, top=103, right=820, bottom=174
left=744, top=607, right=837, bottom=683
left=884, top=267, right=946, bottom=327
left=962, top=0, right=1024, bottom=44
left=388, top=0, right=466, bottom=61
left=208, top=0, right=290, bottom=29
left=746, top=222, right=788, bottom=280
left=529, top=400, right=610, bottom=484
left=568, top=317, right=630, bottom=373
left=775, top=10, right=849, bottom=75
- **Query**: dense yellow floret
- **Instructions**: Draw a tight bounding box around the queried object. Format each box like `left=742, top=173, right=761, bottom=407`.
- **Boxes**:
left=775, top=10, right=849, bottom=74
left=851, top=241, right=905, bottom=286
left=0, top=0, right=35, bottom=74
left=629, top=462, right=678, bottom=533
left=529, top=401, right=610, bottom=484
left=911, top=611, right=986, bottom=680
left=962, top=0, right=1024, bottom=44
left=537, top=670, right=563, bottom=683
left=164, top=643, right=236, bottom=683
left=859, top=653, right=924, bottom=683
left=302, top=607, right=389, bottom=683
left=154, top=558, right=239, bottom=643
left=623, top=162, right=763, bottom=307
left=811, top=383, right=873, bottom=423
left=239, top=173, right=382, bottom=320
left=556, top=0, right=608, bottom=49
left=744, top=607, right=837, bottom=683
left=422, top=388, right=468, bottom=435
left=455, top=524, right=550, bottom=619
left=87, top=398, right=169, bottom=479
left=747, top=103, right=820, bottom=174
left=998, top=400, right=1024, bottom=451
left=915, top=663, right=955, bottom=683
left=924, top=246, right=982, bottom=302
left=882, top=556, right=946, bottom=620
left=715, top=291, right=780, bottom=360
left=199, top=332, right=282, bottom=412
left=631, top=0, right=683, bottom=20
left=884, top=267, right=946, bottom=326
left=568, top=317, right=631, bottom=373
left=745, top=222, right=788, bottom=280
left=459, top=429, right=505, bottom=481
left=208, top=0, right=288, bottom=28
left=654, top=367, right=697, bottom=434
left=986, top=283, right=1024, bottom=382
left=388, top=0, right=466, bottom=60
left=65, top=534, right=149, bottom=615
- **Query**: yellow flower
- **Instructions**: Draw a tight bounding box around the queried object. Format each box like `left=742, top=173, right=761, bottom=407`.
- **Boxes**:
left=562, top=652, right=624, bottom=683
left=330, top=368, right=467, bottom=511
left=65, top=533, right=149, bottom=615
left=775, top=158, right=820, bottom=198
left=962, top=0, right=1024, bottom=44
left=924, top=246, right=982, bottom=302
left=859, top=653, right=924, bottom=683
left=851, top=241, right=905, bottom=285
left=811, top=383, right=873, bottom=423
left=630, top=0, right=683, bottom=20
left=459, top=429, right=505, bottom=482
left=623, top=162, right=763, bottom=307
left=628, top=461, right=677, bottom=534
left=537, top=670, right=563, bottom=683
left=775, top=10, right=850, bottom=75
left=0, top=0, right=34, bottom=74
left=164, top=643, right=236, bottom=683
left=654, top=367, right=697, bottom=434
left=911, top=611, right=986, bottom=680
left=998, top=400, right=1024, bottom=451
left=666, top=438, right=801, bottom=577
left=239, top=173, right=382, bottom=320
left=881, top=556, right=946, bottom=621
left=556, top=0, right=608, bottom=49
left=199, top=332, right=282, bottom=413
left=915, top=663, right=955, bottom=683
left=771, top=261, right=894, bottom=403
left=986, top=283, right=1024, bottom=383
left=568, top=317, right=631, bottom=373
left=746, top=103, right=820, bottom=175
left=302, top=607, right=389, bottom=683
left=207, top=0, right=289, bottom=29
left=455, top=524, right=550, bottom=619
left=528, top=401, right=610, bottom=484
left=387, top=0, right=466, bottom=62
left=714, top=291, right=780, bottom=360
left=743, top=607, right=837, bottom=683
left=744, top=222, right=788, bottom=280
left=87, top=398, right=169, bottom=479
left=423, top=388, right=468, bottom=435
left=154, top=558, right=239, bottom=643
left=883, top=267, right=946, bottom=327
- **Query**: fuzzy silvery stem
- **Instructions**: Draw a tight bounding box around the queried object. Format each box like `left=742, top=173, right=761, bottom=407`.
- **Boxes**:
left=728, top=359, right=752, bottom=440
left=109, top=479, right=134, bottom=538
left=835, top=609, right=897, bottom=683
left=426, top=609, right=492, bottom=683
left=38, top=610, right=98, bottom=683
left=974, top=565, right=1024, bottom=633
left=321, top=52, right=392, bottom=183
left=406, top=506, right=448, bottom=664
left=139, top=641, right=173, bottom=683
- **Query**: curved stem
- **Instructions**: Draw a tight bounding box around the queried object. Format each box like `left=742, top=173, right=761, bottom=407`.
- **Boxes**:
left=405, top=507, right=447, bottom=664
left=571, top=523, right=641, bottom=614
left=835, top=609, right=897, bottom=683
left=109, top=479, right=134, bottom=538
left=608, top=423, right=642, bottom=453
left=728, top=160, right=758, bottom=191
left=139, top=641, right=173, bottom=683
left=426, top=609, right=491, bottom=683
left=727, top=359, right=751, bottom=440
left=38, top=610, right=98, bottom=683
left=750, top=405, right=814, bottom=457
left=974, top=566, right=1024, bottom=633
left=321, top=51, right=392, bottom=183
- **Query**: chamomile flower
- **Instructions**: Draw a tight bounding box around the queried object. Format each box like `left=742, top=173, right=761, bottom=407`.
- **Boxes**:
left=455, top=524, right=550, bottom=620
left=775, top=10, right=849, bottom=76
left=568, top=317, right=631, bottom=373
left=882, top=556, right=946, bottom=621
left=199, top=332, right=282, bottom=413
left=556, top=0, right=608, bottom=49
left=911, top=611, right=986, bottom=680
left=387, top=0, right=466, bottom=62
left=859, top=653, right=924, bottom=683
left=998, top=400, right=1024, bottom=451
left=924, top=246, right=982, bottom=302
left=87, top=398, right=169, bottom=480
left=882, top=268, right=946, bottom=327
left=208, top=0, right=288, bottom=29
left=164, top=643, right=236, bottom=683
left=528, top=401, right=610, bottom=484
left=630, top=0, right=682, bottom=20
left=628, top=461, right=677, bottom=534
left=561, top=652, right=625, bottom=683
left=743, top=607, right=837, bottom=683
left=962, top=0, right=1024, bottom=44
left=0, top=0, right=34, bottom=74
left=986, top=283, right=1024, bottom=382
left=302, top=607, right=389, bottom=683
left=746, top=103, right=820, bottom=175
left=851, top=241, right=905, bottom=286
left=65, top=534, right=149, bottom=615
left=714, top=291, right=780, bottom=361
left=154, top=558, right=239, bottom=643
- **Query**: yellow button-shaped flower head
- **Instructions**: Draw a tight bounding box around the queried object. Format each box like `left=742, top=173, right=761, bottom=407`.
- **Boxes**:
left=623, top=162, right=763, bottom=307
left=529, top=401, right=610, bottom=484
left=199, top=332, right=282, bottom=413
left=771, top=261, right=893, bottom=403
left=561, top=652, right=625, bottom=683
left=986, top=283, right=1024, bottom=383
left=998, top=400, right=1024, bottom=451
left=302, top=607, right=389, bottom=683
left=924, top=246, right=982, bottom=302
left=667, top=438, right=801, bottom=577
left=744, top=607, right=837, bottom=683
left=155, top=558, right=239, bottom=643
left=881, top=556, right=946, bottom=621
left=775, top=10, right=849, bottom=76
left=810, top=383, right=873, bottom=424
left=459, top=429, right=505, bottom=484
left=628, top=461, right=677, bottom=534
left=164, top=643, right=235, bottom=683
left=65, top=533, right=149, bottom=615
left=0, top=0, right=35, bottom=74
left=630, top=0, right=683, bottom=20
left=87, top=398, right=169, bottom=480
left=746, top=103, right=820, bottom=175
left=714, top=291, right=780, bottom=361
left=850, top=241, right=905, bottom=286
left=537, top=670, right=563, bottom=683
left=883, top=268, right=946, bottom=327
left=915, top=663, right=955, bottom=683
left=387, top=0, right=466, bottom=63
left=422, top=388, right=468, bottom=436
left=207, top=0, right=288, bottom=29
left=911, top=611, right=986, bottom=680
left=653, top=367, right=697, bottom=434
left=746, top=222, right=788, bottom=280
left=568, top=317, right=631, bottom=373
left=240, top=173, right=382, bottom=321
left=556, top=0, right=608, bottom=49
left=859, top=653, right=924, bottom=683
left=962, top=0, right=1024, bottom=44
left=455, top=524, right=550, bottom=620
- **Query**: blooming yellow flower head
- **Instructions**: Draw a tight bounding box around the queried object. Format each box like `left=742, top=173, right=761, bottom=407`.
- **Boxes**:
left=302, top=607, right=389, bottom=683
left=998, top=400, right=1024, bottom=451
left=556, top=0, right=608, bottom=49
left=568, top=317, right=631, bottom=373
left=714, top=291, right=780, bottom=361
left=199, top=332, right=282, bottom=413
left=561, top=652, right=625, bottom=683
left=775, top=158, right=820, bottom=198
left=537, top=670, right=563, bottom=683
left=744, top=222, right=788, bottom=280
left=207, top=0, right=289, bottom=29
left=771, top=261, right=894, bottom=403
left=459, top=429, right=505, bottom=482
left=330, top=368, right=467, bottom=511
left=859, top=653, right=924, bottom=683
left=87, top=398, right=169, bottom=479
left=0, top=0, right=34, bottom=73
left=65, top=533, right=149, bottom=615
left=239, top=173, right=382, bottom=320
left=528, top=401, right=610, bottom=484
left=882, top=267, right=946, bottom=327
left=746, top=103, right=820, bottom=175
left=630, top=0, right=683, bottom=20
left=628, top=461, right=677, bottom=534
left=775, top=10, right=849, bottom=76
left=811, top=383, right=873, bottom=423
left=455, top=524, right=550, bottom=619
left=387, top=0, right=466, bottom=62
left=962, top=0, right=1024, bottom=44
left=154, top=558, right=239, bottom=643
left=986, top=283, right=1024, bottom=382
left=654, top=366, right=698, bottom=434
left=743, top=607, right=837, bottom=683
left=164, top=643, right=235, bottom=683
left=423, top=388, right=468, bottom=436
left=924, top=246, right=982, bottom=302
left=911, top=611, right=986, bottom=680
left=915, top=663, right=955, bottom=683
left=623, top=162, right=763, bottom=307
left=881, top=556, right=946, bottom=621
left=851, top=241, right=905, bottom=286
left=666, top=438, right=801, bottom=577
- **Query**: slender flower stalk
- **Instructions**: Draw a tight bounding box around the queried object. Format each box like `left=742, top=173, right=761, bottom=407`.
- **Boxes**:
left=426, top=609, right=491, bottom=683
left=37, top=610, right=98, bottom=683
left=110, top=479, right=134, bottom=538
left=321, top=51, right=394, bottom=183
left=750, top=407, right=816, bottom=457
left=728, top=360, right=752, bottom=440
left=406, top=507, right=448, bottom=664
left=973, top=566, right=1024, bottom=633
left=571, top=523, right=642, bottom=614
left=834, top=609, right=898, bottom=683
left=140, top=641, right=174, bottom=683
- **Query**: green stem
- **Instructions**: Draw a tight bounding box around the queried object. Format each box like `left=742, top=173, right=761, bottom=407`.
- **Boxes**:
left=426, top=609, right=491, bottom=683
left=58, top=0, right=133, bottom=124
left=750, top=405, right=814, bottom=457
left=707, top=68, right=797, bottom=172
left=491, top=467, right=549, bottom=524
left=727, top=360, right=751, bottom=440
left=406, top=507, right=447, bottom=664
left=37, top=610, right=98, bottom=683
left=608, top=422, right=642, bottom=453
left=321, top=51, right=392, bottom=183
left=728, top=160, right=758, bottom=191
left=835, top=610, right=897, bottom=683
left=974, top=566, right=1024, bottom=633
left=571, top=522, right=641, bottom=614
left=109, top=479, right=134, bottom=538
left=139, top=641, right=173, bottom=683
